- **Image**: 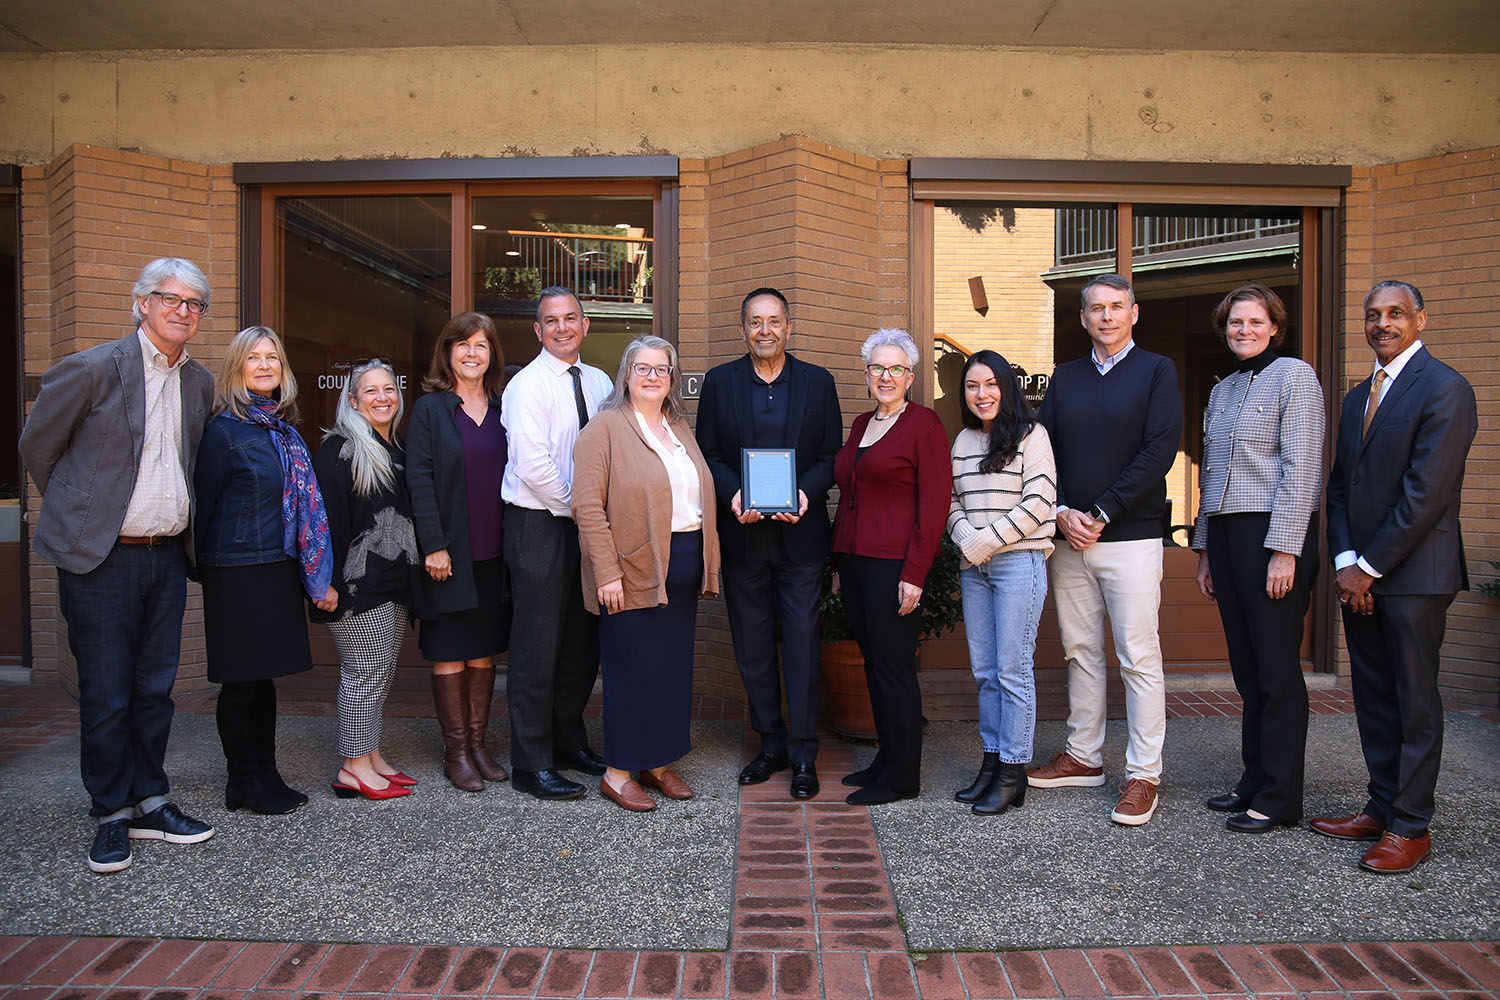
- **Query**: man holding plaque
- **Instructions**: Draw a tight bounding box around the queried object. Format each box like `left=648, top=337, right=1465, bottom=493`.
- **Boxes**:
left=697, top=287, right=843, bottom=799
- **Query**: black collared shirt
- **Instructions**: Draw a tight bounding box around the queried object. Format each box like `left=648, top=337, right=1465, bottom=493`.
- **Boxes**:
left=750, top=363, right=790, bottom=448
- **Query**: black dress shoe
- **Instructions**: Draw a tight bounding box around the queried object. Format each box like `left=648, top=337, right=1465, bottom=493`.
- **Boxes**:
left=842, top=764, right=881, bottom=788
left=845, top=784, right=919, bottom=806
left=1225, top=811, right=1298, bottom=833
left=738, top=751, right=789, bottom=785
left=512, top=769, right=586, bottom=800
left=553, top=747, right=607, bottom=776
left=1205, top=791, right=1250, bottom=813
left=790, top=763, right=820, bottom=799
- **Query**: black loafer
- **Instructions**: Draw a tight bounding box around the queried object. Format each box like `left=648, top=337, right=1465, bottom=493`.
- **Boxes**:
left=1225, top=811, right=1297, bottom=833
left=738, top=751, right=790, bottom=785
left=1205, top=792, right=1250, bottom=813
left=513, top=769, right=586, bottom=800
left=789, top=763, right=820, bottom=799
left=553, top=747, right=607, bottom=776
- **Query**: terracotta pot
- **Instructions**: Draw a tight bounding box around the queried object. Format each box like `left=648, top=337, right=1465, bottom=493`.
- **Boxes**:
left=820, top=639, right=877, bottom=741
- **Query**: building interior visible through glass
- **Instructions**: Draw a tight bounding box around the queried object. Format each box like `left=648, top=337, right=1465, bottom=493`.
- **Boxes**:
left=932, top=202, right=1300, bottom=548
left=276, top=193, right=653, bottom=446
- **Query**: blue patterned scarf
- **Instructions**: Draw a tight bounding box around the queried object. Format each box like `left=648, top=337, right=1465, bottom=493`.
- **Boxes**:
left=246, top=394, right=333, bottom=600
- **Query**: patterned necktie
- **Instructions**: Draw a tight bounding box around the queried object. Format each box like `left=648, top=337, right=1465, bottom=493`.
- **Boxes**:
left=568, top=365, right=589, bottom=429
left=1361, top=369, right=1388, bottom=439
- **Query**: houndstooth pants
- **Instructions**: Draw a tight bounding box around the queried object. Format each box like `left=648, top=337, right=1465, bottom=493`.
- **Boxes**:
left=327, top=602, right=407, bottom=759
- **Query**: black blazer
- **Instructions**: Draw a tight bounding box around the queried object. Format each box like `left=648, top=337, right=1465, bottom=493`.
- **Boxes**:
left=1327, top=346, right=1477, bottom=595
left=405, top=390, right=503, bottom=617
left=695, top=353, right=842, bottom=567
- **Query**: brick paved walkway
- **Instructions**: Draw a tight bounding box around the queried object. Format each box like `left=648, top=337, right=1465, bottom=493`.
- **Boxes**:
left=2, top=682, right=1497, bottom=1000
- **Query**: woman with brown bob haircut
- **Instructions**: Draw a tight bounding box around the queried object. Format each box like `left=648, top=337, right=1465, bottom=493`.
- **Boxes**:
left=405, top=312, right=513, bottom=791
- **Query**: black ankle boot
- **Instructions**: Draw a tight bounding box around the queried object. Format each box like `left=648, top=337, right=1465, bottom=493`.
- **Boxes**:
left=972, top=762, right=1027, bottom=815
left=954, top=752, right=1001, bottom=802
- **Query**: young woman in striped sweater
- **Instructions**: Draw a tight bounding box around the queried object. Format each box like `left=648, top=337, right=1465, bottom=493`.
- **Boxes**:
left=946, top=350, right=1057, bottom=815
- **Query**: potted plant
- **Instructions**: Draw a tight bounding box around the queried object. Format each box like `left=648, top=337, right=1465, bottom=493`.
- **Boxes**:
left=819, top=535, right=965, bottom=739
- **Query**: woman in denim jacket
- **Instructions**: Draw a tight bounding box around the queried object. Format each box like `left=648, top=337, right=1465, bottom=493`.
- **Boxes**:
left=195, top=326, right=335, bottom=815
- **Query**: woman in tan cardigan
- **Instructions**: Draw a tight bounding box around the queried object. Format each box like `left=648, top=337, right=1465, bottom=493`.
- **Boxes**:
left=572, top=335, right=720, bottom=812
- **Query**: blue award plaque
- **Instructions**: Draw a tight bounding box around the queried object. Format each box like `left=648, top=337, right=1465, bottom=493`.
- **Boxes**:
left=741, top=448, right=798, bottom=514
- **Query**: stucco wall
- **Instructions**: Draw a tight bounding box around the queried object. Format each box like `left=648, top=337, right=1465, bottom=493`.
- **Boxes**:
left=2, top=45, right=1498, bottom=167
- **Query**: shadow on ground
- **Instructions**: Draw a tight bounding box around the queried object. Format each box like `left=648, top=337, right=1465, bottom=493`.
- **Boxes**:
left=866, top=714, right=1500, bottom=950
left=0, top=717, right=743, bottom=949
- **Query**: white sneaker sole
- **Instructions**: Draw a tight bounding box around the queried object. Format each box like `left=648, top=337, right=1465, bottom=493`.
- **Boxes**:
left=87, top=852, right=132, bottom=873
left=1027, top=773, right=1106, bottom=788
left=128, top=826, right=215, bottom=844
left=1111, top=799, right=1159, bottom=825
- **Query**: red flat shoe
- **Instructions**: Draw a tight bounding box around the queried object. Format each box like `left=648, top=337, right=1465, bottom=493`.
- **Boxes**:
left=379, top=771, right=418, bottom=787
left=332, top=768, right=411, bottom=801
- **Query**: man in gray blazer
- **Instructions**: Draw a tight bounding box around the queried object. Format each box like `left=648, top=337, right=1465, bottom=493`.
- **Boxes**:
left=1313, top=280, right=1478, bottom=874
left=20, top=257, right=218, bottom=873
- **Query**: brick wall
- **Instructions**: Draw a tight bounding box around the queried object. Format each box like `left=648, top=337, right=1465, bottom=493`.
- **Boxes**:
left=1341, top=145, right=1500, bottom=707
left=21, top=144, right=239, bottom=695
left=677, top=138, right=911, bottom=705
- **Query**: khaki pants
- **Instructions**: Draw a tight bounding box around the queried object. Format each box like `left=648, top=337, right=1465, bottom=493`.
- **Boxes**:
left=1049, top=537, right=1166, bottom=783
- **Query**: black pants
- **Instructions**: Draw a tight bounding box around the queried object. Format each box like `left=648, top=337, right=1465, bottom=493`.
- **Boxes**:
left=1343, top=591, right=1453, bottom=838
left=1206, top=513, right=1315, bottom=821
left=503, top=504, right=600, bottom=771
left=721, top=538, right=823, bottom=765
left=841, top=554, right=923, bottom=794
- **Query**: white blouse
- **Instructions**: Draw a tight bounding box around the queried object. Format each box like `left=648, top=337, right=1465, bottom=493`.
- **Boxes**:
left=633, top=410, right=703, bottom=532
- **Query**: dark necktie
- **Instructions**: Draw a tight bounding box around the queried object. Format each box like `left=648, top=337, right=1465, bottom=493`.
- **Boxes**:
left=568, top=365, right=589, bottom=429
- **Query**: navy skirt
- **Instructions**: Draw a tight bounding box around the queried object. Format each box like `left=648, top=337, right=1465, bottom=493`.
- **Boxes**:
left=599, top=530, right=702, bottom=771
left=418, top=557, right=511, bottom=662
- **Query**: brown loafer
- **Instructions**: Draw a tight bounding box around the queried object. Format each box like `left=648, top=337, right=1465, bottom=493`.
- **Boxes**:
left=600, top=776, right=656, bottom=812
left=1309, top=811, right=1384, bottom=841
left=638, top=767, right=694, bottom=800
left=1359, top=831, right=1431, bottom=873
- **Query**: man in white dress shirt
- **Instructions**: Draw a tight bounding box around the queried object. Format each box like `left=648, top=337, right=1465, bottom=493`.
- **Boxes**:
left=501, top=286, right=614, bottom=800
left=20, top=258, right=217, bottom=872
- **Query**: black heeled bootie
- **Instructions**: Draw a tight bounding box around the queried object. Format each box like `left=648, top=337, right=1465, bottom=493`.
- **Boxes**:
left=954, top=752, right=1001, bottom=803
left=971, top=762, right=1028, bottom=815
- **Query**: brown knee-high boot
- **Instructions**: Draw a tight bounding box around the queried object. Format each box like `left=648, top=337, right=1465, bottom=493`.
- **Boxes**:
left=465, top=666, right=509, bottom=782
left=432, top=672, right=483, bottom=791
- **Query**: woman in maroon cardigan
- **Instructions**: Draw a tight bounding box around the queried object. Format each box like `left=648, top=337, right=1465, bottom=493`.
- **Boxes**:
left=832, top=329, right=952, bottom=805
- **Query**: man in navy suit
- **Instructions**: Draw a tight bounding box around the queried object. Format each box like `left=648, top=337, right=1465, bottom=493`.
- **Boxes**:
left=696, top=287, right=842, bottom=799
left=1313, top=280, right=1477, bottom=873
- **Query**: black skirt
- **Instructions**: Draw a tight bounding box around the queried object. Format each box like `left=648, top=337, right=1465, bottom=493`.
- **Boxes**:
left=201, top=560, right=315, bottom=684
left=418, top=556, right=512, bottom=662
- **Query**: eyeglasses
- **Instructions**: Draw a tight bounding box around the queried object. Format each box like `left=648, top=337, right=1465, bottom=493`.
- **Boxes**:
left=631, top=363, right=673, bottom=378
left=149, top=291, right=208, bottom=315
left=866, top=364, right=911, bottom=379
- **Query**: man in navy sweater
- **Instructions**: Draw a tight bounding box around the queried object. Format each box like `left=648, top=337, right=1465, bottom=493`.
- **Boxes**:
left=1028, top=273, right=1183, bottom=826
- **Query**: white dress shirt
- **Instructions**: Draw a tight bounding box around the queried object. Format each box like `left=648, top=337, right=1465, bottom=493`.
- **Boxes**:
left=633, top=409, right=703, bottom=532
left=500, top=349, right=613, bottom=516
left=1334, top=338, right=1424, bottom=577
left=118, top=329, right=191, bottom=538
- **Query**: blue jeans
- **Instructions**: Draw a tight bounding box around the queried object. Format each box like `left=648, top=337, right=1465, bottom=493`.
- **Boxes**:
left=58, top=541, right=188, bottom=817
left=960, top=549, right=1047, bottom=763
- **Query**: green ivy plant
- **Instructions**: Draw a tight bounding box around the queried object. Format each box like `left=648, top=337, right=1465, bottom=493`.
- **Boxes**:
left=1478, top=561, right=1500, bottom=599
left=819, top=535, right=965, bottom=645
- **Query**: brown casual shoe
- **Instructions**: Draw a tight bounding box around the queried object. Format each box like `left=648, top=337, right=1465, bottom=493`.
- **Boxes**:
left=1110, top=778, right=1159, bottom=826
left=1309, top=811, right=1384, bottom=841
left=600, top=776, right=656, bottom=812
left=1359, top=831, right=1431, bottom=873
left=638, top=767, right=694, bottom=800
left=1026, top=750, right=1105, bottom=788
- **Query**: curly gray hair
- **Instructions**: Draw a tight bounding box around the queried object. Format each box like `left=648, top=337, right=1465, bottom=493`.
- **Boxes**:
left=860, top=328, right=920, bottom=369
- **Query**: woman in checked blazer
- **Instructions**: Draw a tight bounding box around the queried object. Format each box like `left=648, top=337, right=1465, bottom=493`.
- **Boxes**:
left=1191, top=283, right=1325, bottom=834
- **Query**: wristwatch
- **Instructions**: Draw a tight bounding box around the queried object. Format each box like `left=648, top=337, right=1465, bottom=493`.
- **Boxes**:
left=1087, top=504, right=1110, bottom=524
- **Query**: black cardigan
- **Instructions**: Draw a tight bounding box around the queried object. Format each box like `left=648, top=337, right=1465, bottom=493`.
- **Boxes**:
left=405, top=390, right=504, bottom=618
left=309, top=432, right=419, bottom=624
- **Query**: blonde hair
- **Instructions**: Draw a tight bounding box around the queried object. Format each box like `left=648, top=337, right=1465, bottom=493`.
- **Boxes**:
left=212, top=326, right=300, bottom=422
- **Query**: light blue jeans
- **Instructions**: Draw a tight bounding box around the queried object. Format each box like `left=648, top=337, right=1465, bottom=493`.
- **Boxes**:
left=960, top=549, right=1047, bottom=763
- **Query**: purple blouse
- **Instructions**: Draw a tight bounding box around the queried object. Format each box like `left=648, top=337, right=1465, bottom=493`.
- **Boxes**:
left=455, top=401, right=506, bottom=562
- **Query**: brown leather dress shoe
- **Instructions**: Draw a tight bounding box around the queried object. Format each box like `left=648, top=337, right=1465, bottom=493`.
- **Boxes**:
left=1309, top=811, right=1384, bottom=841
left=1359, top=831, right=1431, bottom=873
left=638, top=767, right=694, bottom=800
left=600, top=776, right=656, bottom=812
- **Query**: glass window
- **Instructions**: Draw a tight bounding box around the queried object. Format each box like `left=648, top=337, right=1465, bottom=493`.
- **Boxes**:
left=471, top=194, right=654, bottom=378
left=274, top=194, right=453, bottom=443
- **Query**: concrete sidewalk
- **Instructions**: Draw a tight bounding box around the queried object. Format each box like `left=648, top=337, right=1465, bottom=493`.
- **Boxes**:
left=0, top=682, right=1496, bottom=999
